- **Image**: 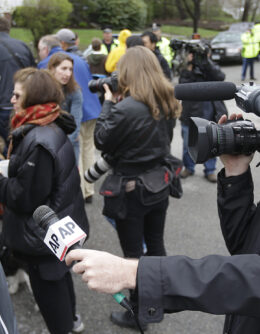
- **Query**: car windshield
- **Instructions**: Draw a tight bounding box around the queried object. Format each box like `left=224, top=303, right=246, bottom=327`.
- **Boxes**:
left=212, top=33, right=241, bottom=43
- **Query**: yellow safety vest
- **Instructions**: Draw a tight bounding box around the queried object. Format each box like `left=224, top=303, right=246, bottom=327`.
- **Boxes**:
left=241, top=31, right=259, bottom=58
left=157, top=37, right=174, bottom=66
left=100, top=39, right=119, bottom=55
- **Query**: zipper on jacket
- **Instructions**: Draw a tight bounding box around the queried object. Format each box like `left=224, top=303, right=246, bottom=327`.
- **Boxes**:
left=224, top=314, right=233, bottom=334
left=0, top=316, right=9, bottom=334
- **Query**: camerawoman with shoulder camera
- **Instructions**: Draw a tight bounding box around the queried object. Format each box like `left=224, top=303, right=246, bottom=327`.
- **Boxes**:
left=91, top=46, right=181, bottom=330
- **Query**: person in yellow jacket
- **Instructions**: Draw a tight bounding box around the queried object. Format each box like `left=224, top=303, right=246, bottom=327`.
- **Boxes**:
left=241, top=28, right=259, bottom=81
left=152, top=23, right=174, bottom=68
left=253, top=21, right=260, bottom=59
left=105, top=29, right=132, bottom=73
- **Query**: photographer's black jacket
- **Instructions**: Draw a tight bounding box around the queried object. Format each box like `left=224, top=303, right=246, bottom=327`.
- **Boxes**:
left=179, top=59, right=227, bottom=125
left=154, top=47, right=172, bottom=80
left=137, top=168, right=260, bottom=334
left=217, top=167, right=260, bottom=333
left=138, top=253, right=260, bottom=327
left=94, top=98, right=175, bottom=175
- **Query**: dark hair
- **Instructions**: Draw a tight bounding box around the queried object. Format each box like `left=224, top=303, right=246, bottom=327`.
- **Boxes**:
left=141, top=31, right=158, bottom=44
left=91, top=38, right=102, bottom=51
left=126, top=35, right=144, bottom=48
left=13, top=67, right=64, bottom=109
left=48, top=52, right=78, bottom=94
left=0, top=16, right=11, bottom=33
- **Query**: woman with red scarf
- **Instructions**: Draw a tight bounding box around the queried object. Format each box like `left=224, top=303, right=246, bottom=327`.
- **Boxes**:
left=0, top=67, right=88, bottom=334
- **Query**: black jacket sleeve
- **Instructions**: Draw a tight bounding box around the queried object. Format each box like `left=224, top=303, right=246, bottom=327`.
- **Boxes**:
left=0, top=146, right=54, bottom=212
left=203, top=59, right=225, bottom=82
left=159, top=56, right=172, bottom=80
left=138, top=254, right=260, bottom=323
left=217, top=167, right=257, bottom=255
left=94, top=100, right=129, bottom=154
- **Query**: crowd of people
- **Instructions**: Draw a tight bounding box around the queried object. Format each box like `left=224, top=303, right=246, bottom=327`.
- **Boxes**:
left=1, top=12, right=260, bottom=334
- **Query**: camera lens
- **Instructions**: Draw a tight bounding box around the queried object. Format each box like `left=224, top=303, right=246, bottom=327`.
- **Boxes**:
left=188, top=117, right=260, bottom=163
left=88, top=79, right=104, bottom=93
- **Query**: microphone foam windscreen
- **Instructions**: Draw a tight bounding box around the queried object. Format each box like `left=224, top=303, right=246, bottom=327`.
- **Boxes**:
left=33, top=205, right=54, bottom=225
left=174, top=81, right=237, bottom=101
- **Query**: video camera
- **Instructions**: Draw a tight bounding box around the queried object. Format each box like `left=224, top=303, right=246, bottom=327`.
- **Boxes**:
left=170, top=38, right=210, bottom=75
left=88, top=71, right=118, bottom=94
left=186, top=82, right=260, bottom=163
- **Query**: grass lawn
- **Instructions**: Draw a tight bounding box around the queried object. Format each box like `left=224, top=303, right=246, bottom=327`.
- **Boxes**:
left=10, top=25, right=220, bottom=52
left=162, top=25, right=220, bottom=39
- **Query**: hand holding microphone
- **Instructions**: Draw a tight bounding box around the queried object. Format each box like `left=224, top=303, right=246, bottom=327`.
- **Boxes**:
left=65, top=249, right=138, bottom=294
left=32, top=205, right=138, bottom=319
left=32, top=205, right=87, bottom=261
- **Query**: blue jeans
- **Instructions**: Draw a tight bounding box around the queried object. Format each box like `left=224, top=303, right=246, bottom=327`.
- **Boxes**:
left=241, top=57, right=255, bottom=80
left=181, top=124, right=216, bottom=175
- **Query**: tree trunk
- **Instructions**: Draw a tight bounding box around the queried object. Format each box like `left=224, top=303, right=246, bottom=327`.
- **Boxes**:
left=193, top=0, right=201, bottom=33
left=174, top=0, right=188, bottom=20
left=241, top=0, right=252, bottom=21
left=183, top=0, right=201, bottom=33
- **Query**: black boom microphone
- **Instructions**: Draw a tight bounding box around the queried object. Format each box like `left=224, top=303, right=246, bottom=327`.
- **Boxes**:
left=174, top=81, right=237, bottom=101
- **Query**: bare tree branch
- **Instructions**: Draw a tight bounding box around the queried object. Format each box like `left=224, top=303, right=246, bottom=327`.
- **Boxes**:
left=174, top=0, right=188, bottom=20
left=182, top=0, right=195, bottom=20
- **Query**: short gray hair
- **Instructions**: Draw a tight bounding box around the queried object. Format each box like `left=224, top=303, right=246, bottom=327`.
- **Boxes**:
left=39, top=35, right=61, bottom=52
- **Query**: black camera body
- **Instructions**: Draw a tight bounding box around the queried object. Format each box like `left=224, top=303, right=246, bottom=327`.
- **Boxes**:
left=170, top=39, right=209, bottom=75
left=188, top=83, right=260, bottom=163
left=235, top=84, right=260, bottom=116
left=88, top=71, right=118, bottom=94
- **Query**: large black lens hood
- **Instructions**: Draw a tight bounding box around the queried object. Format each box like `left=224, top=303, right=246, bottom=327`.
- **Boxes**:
left=188, top=117, right=213, bottom=163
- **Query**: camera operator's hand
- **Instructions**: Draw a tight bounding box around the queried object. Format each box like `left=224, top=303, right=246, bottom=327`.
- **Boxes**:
left=103, top=84, right=117, bottom=103
left=65, top=249, right=138, bottom=294
left=218, top=114, right=254, bottom=177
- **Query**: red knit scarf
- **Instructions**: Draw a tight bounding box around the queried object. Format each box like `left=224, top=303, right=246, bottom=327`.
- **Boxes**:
left=11, top=103, right=60, bottom=130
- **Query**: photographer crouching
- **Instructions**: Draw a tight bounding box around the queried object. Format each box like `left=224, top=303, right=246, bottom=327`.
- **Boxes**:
left=178, top=43, right=228, bottom=182
left=90, top=46, right=181, bottom=330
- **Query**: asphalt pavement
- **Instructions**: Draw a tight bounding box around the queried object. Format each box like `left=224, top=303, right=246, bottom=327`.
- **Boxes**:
left=11, top=61, right=260, bottom=334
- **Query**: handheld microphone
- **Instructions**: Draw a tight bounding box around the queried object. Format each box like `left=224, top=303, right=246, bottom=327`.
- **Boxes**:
left=32, top=206, right=135, bottom=321
left=174, top=81, right=237, bottom=101
left=32, top=205, right=87, bottom=261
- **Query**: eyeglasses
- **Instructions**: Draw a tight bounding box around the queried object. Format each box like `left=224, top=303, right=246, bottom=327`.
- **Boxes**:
left=12, top=92, right=21, bottom=100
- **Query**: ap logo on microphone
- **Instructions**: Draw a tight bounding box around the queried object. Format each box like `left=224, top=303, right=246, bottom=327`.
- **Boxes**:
left=44, top=216, right=87, bottom=261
